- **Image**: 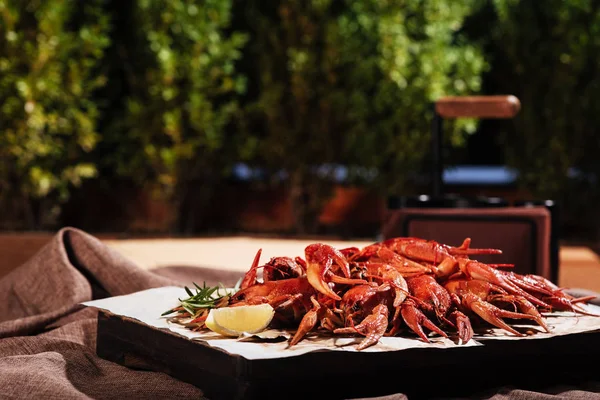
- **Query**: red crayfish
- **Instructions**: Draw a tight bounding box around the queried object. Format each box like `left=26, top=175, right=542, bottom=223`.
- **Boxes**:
left=225, top=237, right=598, bottom=350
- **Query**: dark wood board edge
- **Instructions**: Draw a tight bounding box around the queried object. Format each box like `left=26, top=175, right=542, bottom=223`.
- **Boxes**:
left=97, top=311, right=600, bottom=400
left=97, top=312, right=253, bottom=399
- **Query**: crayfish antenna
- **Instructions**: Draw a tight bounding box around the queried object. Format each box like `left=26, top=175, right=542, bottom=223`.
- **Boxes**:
left=572, top=295, right=598, bottom=304
left=544, top=296, right=600, bottom=317
left=489, top=264, right=514, bottom=269
left=449, top=247, right=503, bottom=256
left=499, top=270, right=554, bottom=296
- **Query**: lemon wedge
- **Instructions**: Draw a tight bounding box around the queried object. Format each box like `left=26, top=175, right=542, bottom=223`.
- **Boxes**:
left=205, top=304, right=275, bottom=337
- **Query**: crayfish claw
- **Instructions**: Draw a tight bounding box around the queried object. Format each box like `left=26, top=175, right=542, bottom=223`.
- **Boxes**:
left=490, top=294, right=550, bottom=332
left=289, top=297, right=321, bottom=347
left=460, top=259, right=550, bottom=309
left=448, top=310, right=474, bottom=344
left=462, top=292, right=544, bottom=336
left=334, top=304, right=389, bottom=350
left=307, top=267, right=341, bottom=300
left=306, top=243, right=357, bottom=300
left=240, top=248, right=262, bottom=289
left=290, top=309, right=318, bottom=347
left=400, top=299, right=448, bottom=342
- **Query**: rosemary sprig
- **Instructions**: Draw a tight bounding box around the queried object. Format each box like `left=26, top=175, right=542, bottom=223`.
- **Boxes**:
left=161, top=279, right=241, bottom=317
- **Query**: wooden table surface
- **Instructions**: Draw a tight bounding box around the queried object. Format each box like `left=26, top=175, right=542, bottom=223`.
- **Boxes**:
left=2, top=232, right=600, bottom=293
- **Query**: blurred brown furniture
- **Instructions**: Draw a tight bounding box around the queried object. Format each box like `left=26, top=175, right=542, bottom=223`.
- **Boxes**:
left=383, top=95, right=558, bottom=281
left=430, top=95, right=521, bottom=197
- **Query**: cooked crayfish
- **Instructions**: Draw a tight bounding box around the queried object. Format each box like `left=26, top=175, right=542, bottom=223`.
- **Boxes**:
left=217, top=237, right=599, bottom=350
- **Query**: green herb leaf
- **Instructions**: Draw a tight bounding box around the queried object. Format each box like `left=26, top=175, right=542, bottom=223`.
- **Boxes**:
left=161, top=281, right=237, bottom=317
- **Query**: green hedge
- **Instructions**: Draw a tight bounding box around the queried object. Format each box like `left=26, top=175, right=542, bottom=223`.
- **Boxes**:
left=464, top=0, right=600, bottom=238
left=96, top=0, right=247, bottom=233
left=3, top=0, right=600, bottom=236
left=0, top=0, right=485, bottom=233
left=0, top=1, right=109, bottom=228
left=232, top=0, right=485, bottom=233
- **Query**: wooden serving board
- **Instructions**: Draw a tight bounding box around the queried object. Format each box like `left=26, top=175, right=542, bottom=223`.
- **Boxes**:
left=97, top=311, right=600, bottom=400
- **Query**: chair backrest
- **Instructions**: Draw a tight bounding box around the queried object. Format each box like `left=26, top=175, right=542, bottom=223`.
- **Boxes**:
left=430, top=95, right=521, bottom=197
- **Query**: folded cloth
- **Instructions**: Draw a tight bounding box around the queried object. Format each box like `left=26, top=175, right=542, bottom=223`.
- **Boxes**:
left=0, top=227, right=599, bottom=400
left=0, top=227, right=205, bottom=399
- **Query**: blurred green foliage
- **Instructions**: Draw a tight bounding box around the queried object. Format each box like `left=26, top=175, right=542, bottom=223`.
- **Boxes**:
left=97, top=0, right=247, bottom=232
left=467, top=0, right=599, bottom=196
left=465, top=0, right=600, bottom=237
left=4, top=0, right=600, bottom=236
left=0, top=0, right=109, bottom=227
left=236, top=0, right=485, bottom=232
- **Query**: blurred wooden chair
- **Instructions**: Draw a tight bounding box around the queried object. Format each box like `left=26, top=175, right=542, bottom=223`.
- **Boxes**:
left=382, top=96, right=559, bottom=283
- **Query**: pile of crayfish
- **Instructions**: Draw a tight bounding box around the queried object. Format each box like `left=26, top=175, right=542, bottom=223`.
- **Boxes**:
left=226, top=237, right=598, bottom=350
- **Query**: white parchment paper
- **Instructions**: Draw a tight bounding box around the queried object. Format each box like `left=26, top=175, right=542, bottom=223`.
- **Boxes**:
left=82, top=286, right=600, bottom=360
